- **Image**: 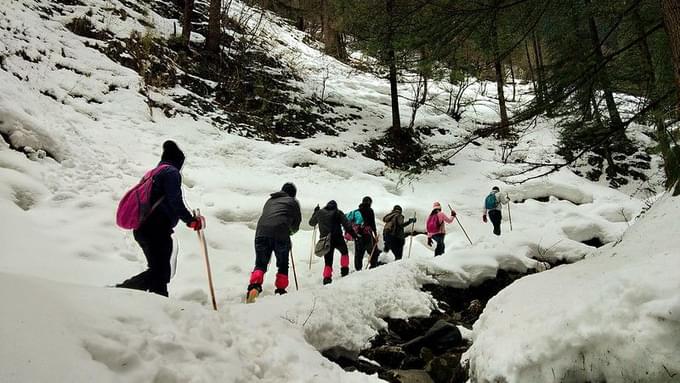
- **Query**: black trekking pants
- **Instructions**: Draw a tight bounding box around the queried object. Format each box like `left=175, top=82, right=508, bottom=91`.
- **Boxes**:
left=254, top=236, right=290, bottom=276
left=489, top=209, right=502, bottom=236
left=432, top=233, right=445, bottom=257
left=324, top=237, right=349, bottom=267
left=354, top=235, right=379, bottom=270
left=389, top=236, right=405, bottom=260
left=119, top=225, right=173, bottom=297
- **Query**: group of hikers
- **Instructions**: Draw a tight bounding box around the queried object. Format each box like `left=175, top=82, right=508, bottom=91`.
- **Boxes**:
left=115, top=141, right=510, bottom=301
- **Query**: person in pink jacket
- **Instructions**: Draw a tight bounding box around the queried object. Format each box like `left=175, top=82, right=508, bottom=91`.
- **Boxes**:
left=426, top=202, right=456, bottom=256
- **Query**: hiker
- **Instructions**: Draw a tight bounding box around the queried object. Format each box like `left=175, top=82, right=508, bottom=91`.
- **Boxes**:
left=346, top=196, right=379, bottom=270
left=246, top=183, right=302, bottom=302
left=483, top=186, right=509, bottom=236
left=116, top=140, right=202, bottom=297
left=426, top=202, right=456, bottom=257
left=382, top=205, right=416, bottom=261
left=309, top=200, right=355, bottom=285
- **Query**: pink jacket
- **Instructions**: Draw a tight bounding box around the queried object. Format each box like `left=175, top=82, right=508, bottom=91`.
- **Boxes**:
left=427, top=211, right=455, bottom=237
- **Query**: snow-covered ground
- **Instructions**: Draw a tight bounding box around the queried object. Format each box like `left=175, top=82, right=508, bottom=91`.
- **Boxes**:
left=0, top=0, right=676, bottom=382
left=467, top=194, right=680, bottom=382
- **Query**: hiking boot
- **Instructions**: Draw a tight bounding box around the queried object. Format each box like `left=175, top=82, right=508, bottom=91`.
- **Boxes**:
left=323, top=277, right=332, bottom=285
left=274, top=288, right=287, bottom=295
left=245, top=284, right=262, bottom=304
left=340, top=267, right=349, bottom=277
left=246, top=288, right=259, bottom=303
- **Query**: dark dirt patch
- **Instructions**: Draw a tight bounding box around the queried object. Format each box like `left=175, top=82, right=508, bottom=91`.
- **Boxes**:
left=581, top=237, right=605, bottom=248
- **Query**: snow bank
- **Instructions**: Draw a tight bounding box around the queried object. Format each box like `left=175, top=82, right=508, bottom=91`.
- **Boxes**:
left=0, top=272, right=380, bottom=383
left=467, top=195, right=680, bottom=382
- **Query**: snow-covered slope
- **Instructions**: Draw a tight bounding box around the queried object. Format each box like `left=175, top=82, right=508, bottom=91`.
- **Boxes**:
left=0, top=0, right=674, bottom=382
left=467, top=194, right=680, bottom=382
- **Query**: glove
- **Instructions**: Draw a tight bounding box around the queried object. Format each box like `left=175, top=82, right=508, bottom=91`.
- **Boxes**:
left=188, top=217, right=203, bottom=231
left=482, top=214, right=487, bottom=223
left=314, top=204, right=320, bottom=212
left=450, top=210, right=457, bottom=218
left=409, top=218, right=417, bottom=224
left=427, top=237, right=433, bottom=247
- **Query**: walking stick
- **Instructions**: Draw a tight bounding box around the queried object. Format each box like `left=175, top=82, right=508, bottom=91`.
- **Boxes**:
left=308, top=225, right=317, bottom=271
left=365, top=231, right=380, bottom=269
left=290, top=245, right=299, bottom=291
left=194, top=209, right=217, bottom=311
left=506, top=193, right=513, bottom=231
left=407, top=212, right=416, bottom=258
left=448, top=204, right=473, bottom=245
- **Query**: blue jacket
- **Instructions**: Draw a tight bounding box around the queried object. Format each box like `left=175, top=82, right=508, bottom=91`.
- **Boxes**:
left=148, top=162, right=193, bottom=228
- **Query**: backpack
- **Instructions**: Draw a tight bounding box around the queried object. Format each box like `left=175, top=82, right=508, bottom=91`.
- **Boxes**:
left=382, top=212, right=400, bottom=235
left=346, top=209, right=364, bottom=225
left=116, top=164, right=170, bottom=230
left=347, top=209, right=372, bottom=236
left=485, top=193, right=498, bottom=210
left=426, top=213, right=441, bottom=234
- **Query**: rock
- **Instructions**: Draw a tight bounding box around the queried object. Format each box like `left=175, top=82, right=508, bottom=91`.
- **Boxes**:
left=425, top=352, right=467, bottom=383
left=363, top=345, right=407, bottom=369
left=393, top=369, right=435, bottom=383
left=403, top=320, right=463, bottom=354
left=402, top=354, right=426, bottom=370
left=461, top=300, right=484, bottom=324
left=321, top=346, right=359, bottom=370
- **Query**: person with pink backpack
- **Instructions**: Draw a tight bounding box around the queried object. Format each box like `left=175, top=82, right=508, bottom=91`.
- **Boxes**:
left=426, top=202, right=456, bottom=257
left=116, top=140, right=202, bottom=296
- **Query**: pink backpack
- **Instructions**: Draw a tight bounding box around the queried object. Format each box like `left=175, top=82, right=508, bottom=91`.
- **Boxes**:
left=426, top=213, right=441, bottom=234
left=116, top=164, right=170, bottom=229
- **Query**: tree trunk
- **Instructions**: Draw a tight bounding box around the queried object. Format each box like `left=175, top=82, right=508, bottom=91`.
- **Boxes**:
left=532, top=31, right=547, bottom=113
left=321, top=0, right=346, bottom=60
left=585, top=0, right=623, bottom=132
left=660, top=0, right=680, bottom=194
left=525, top=41, right=538, bottom=101
left=632, top=6, right=656, bottom=93
left=205, top=0, right=222, bottom=53
left=386, top=0, right=400, bottom=130
left=182, top=0, right=194, bottom=47
left=419, top=50, right=429, bottom=104
left=662, top=0, right=680, bottom=113
left=491, top=7, right=509, bottom=133
left=509, top=55, right=516, bottom=102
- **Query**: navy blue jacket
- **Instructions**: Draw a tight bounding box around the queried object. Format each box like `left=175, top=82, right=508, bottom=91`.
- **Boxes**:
left=147, top=162, right=193, bottom=229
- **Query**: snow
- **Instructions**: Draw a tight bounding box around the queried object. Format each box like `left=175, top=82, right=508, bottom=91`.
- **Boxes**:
left=467, top=194, right=680, bottom=382
left=0, top=0, right=675, bottom=381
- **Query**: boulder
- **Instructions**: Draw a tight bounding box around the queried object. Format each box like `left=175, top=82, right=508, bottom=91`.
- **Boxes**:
left=425, top=352, right=467, bottom=383
left=402, top=320, right=462, bottom=354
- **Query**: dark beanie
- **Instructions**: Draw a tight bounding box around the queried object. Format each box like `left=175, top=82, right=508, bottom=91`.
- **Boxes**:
left=281, top=182, right=297, bottom=198
left=161, top=140, right=185, bottom=169
left=362, top=196, right=372, bottom=205
left=326, top=200, right=337, bottom=210
left=393, top=205, right=402, bottom=212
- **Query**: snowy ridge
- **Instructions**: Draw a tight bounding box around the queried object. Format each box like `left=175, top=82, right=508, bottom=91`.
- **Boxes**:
left=467, top=194, right=680, bottom=382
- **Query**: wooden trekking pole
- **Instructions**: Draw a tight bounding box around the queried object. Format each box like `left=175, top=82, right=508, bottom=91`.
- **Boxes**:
left=365, top=231, right=380, bottom=269
left=289, top=246, right=299, bottom=291
left=506, top=193, right=513, bottom=231
left=448, top=204, right=473, bottom=245
left=194, top=209, right=217, bottom=311
left=407, top=212, right=416, bottom=258
left=308, top=225, right=317, bottom=270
